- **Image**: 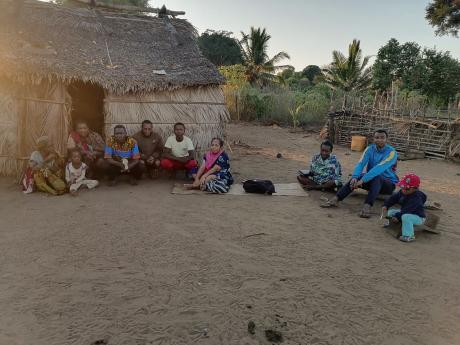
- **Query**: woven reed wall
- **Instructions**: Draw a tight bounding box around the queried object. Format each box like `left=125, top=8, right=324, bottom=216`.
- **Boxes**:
left=0, top=80, right=71, bottom=177
left=334, top=113, right=455, bottom=159
left=0, top=81, right=20, bottom=176
left=104, top=86, right=230, bottom=153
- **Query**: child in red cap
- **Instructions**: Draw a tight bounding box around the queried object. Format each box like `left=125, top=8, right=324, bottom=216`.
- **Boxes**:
left=381, top=173, right=426, bottom=242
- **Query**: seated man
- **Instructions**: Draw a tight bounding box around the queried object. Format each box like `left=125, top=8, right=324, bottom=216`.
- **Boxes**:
left=102, top=125, right=142, bottom=186
left=322, top=129, right=398, bottom=218
left=297, top=140, right=342, bottom=191
left=160, top=122, right=198, bottom=178
left=133, top=120, right=163, bottom=179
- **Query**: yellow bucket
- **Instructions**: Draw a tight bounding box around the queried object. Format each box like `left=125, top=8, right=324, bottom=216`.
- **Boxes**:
left=351, top=135, right=367, bottom=152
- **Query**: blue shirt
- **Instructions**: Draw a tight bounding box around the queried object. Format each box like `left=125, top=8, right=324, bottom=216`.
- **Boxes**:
left=352, top=144, right=398, bottom=184
left=384, top=190, right=427, bottom=219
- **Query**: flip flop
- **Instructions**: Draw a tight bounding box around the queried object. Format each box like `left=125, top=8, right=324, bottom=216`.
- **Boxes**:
left=320, top=200, right=338, bottom=208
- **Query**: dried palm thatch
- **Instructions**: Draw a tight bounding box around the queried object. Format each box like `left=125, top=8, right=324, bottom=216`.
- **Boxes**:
left=0, top=0, right=229, bottom=177
left=0, top=0, right=223, bottom=94
left=104, top=86, right=229, bottom=153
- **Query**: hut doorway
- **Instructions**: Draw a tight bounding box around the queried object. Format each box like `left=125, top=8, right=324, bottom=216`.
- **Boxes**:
left=68, top=81, right=105, bottom=135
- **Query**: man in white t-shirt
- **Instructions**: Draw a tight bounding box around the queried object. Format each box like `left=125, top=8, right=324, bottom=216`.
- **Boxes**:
left=160, top=122, right=198, bottom=178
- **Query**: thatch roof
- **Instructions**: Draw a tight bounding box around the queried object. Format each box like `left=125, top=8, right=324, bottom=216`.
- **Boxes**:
left=0, top=0, right=224, bottom=94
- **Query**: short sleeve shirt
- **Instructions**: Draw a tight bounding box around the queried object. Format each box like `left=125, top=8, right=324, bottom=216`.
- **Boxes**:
left=104, top=136, right=140, bottom=161
left=164, top=135, right=194, bottom=158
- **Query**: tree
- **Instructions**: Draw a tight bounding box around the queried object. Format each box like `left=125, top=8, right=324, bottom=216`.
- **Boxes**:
left=197, top=30, right=243, bottom=67
left=426, top=0, right=460, bottom=37
left=416, top=48, right=460, bottom=104
left=301, top=65, right=322, bottom=84
left=239, top=27, right=291, bottom=86
left=323, top=39, right=372, bottom=93
left=372, top=38, right=421, bottom=91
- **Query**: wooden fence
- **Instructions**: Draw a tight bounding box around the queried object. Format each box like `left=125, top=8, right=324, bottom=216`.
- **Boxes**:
left=329, top=112, right=460, bottom=160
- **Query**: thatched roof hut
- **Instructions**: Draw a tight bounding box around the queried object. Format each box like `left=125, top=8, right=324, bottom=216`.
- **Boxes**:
left=0, top=0, right=228, bottom=176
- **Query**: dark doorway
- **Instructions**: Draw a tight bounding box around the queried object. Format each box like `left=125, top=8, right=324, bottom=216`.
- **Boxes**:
left=68, top=81, right=105, bottom=136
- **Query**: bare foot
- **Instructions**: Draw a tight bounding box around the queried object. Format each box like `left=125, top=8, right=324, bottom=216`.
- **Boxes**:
left=70, top=190, right=78, bottom=197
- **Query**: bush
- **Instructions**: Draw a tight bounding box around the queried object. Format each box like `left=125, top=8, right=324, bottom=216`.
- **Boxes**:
left=223, top=83, right=332, bottom=126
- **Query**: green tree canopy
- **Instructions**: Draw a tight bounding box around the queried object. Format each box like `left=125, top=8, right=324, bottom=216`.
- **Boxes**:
left=323, top=39, right=372, bottom=92
left=197, top=30, right=243, bottom=67
left=239, top=27, right=291, bottom=86
left=301, top=65, right=322, bottom=83
left=426, top=0, right=460, bottom=36
left=372, top=38, right=421, bottom=91
left=416, top=48, right=460, bottom=104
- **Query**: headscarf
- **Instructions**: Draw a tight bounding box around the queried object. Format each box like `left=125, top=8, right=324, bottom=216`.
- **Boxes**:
left=205, top=149, right=224, bottom=171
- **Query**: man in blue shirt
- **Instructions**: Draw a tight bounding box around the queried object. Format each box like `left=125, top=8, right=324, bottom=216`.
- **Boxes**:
left=321, top=129, right=398, bottom=218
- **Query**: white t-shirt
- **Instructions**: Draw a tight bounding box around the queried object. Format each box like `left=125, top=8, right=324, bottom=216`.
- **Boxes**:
left=164, top=135, right=194, bottom=158
left=65, top=162, right=88, bottom=183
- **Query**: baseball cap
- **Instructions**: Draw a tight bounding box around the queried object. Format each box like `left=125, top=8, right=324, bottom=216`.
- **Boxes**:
left=397, top=173, right=421, bottom=189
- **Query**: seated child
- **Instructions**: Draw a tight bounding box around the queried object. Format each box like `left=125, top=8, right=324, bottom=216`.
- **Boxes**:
left=65, top=149, right=99, bottom=196
left=381, top=173, right=426, bottom=243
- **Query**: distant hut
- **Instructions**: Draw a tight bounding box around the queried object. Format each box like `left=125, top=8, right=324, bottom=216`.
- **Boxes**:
left=0, top=0, right=228, bottom=177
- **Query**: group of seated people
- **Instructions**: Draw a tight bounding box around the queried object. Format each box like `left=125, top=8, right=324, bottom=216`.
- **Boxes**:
left=299, top=129, right=426, bottom=243
left=24, top=124, right=426, bottom=243
left=23, top=120, right=234, bottom=196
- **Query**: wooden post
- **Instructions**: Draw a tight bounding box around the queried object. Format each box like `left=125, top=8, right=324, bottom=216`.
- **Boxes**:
left=328, top=112, right=336, bottom=144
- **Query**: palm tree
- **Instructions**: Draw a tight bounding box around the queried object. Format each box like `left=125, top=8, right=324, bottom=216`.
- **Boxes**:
left=323, top=39, right=372, bottom=93
left=239, top=27, right=291, bottom=86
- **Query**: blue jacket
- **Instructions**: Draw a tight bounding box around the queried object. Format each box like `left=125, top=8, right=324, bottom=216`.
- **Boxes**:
left=352, top=144, right=398, bottom=184
left=384, top=190, right=427, bottom=219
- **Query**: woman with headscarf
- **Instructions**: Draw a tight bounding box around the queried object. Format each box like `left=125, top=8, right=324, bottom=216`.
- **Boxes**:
left=22, top=136, right=66, bottom=195
left=185, top=138, right=233, bottom=193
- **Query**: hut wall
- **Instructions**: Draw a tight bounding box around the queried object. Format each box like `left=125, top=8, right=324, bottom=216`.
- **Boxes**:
left=0, top=81, right=20, bottom=176
left=334, top=113, right=455, bottom=159
left=0, top=80, right=71, bottom=177
left=104, top=86, right=229, bottom=153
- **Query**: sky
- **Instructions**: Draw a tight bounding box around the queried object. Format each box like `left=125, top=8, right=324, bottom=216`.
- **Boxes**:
left=152, top=0, right=460, bottom=70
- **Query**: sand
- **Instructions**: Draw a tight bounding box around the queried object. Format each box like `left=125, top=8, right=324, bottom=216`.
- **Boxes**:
left=1, top=122, right=460, bottom=345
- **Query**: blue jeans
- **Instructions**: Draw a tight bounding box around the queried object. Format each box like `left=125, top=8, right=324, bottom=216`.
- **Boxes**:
left=336, top=175, right=395, bottom=206
left=388, top=209, right=425, bottom=237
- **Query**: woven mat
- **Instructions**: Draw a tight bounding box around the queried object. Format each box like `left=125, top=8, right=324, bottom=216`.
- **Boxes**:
left=171, top=183, right=309, bottom=197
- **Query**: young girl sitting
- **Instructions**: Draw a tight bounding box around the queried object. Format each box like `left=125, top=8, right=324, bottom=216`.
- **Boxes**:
left=185, top=138, right=233, bottom=193
left=381, top=173, right=426, bottom=242
left=65, top=149, right=99, bottom=196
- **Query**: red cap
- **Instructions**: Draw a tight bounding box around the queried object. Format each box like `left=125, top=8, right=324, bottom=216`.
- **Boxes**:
left=397, top=173, right=420, bottom=189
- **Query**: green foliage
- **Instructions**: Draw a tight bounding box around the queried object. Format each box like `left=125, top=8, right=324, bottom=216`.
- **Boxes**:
left=373, top=38, right=460, bottom=104
left=198, top=30, right=243, bottom=67
left=218, top=64, right=248, bottom=87
left=372, top=38, right=421, bottom=91
left=323, top=39, right=372, bottom=92
left=301, top=65, right=323, bottom=83
left=239, top=27, right=291, bottom=86
left=417, top=48, right=460, bottom=104
left=225, top=84, right=330, bottom=126
left=426, top=0, right=460, bottom=36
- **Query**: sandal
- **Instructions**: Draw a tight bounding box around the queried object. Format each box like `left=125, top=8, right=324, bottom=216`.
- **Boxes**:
left=359, top=204, right=371, bottom=218
left=320, top=199, right=338, bottom=208
left=398, top=235, right=415, bottom=243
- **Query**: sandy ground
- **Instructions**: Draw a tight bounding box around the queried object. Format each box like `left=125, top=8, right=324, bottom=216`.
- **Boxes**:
left=1, top=122, right=460, bottom=345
